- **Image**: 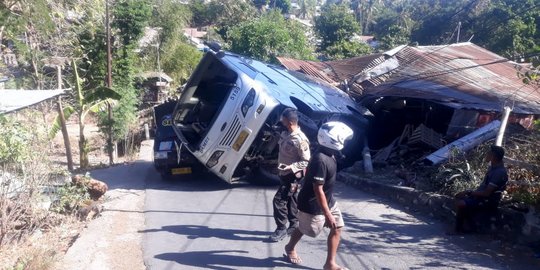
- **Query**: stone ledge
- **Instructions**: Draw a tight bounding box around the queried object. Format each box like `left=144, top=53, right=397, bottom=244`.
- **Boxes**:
left=338, top=171, right=540, bottom=244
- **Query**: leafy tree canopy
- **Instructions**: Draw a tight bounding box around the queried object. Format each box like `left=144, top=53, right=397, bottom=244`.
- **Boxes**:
left=324, top=40, right=372, bottom=60
left=252, top=0, right=269, bottom=10
left=369, top=0, right=540, bottom=58
left=152, top=0, right=191, bottom=44
left=269, top=0, right=291, bottom=14
left=113, top=0, right=152, bottom=47
left=315, top=3, right=361, bottom=50
left=207, top=0, right=257, bottom=42
left=296, top=0, right=316, bottom=19
left=161, top=42, right=202, bottom=86
left=228, top=10, right=314, bottom=63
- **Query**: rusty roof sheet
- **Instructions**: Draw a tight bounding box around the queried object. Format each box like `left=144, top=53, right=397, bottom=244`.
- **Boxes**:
left=276, top=57, right=336, bottom=83
left=325, top=54, right=385, bottom=82
left=277, top=54, right=384, bottom=86
left=359, top=43, right=540, bottom=114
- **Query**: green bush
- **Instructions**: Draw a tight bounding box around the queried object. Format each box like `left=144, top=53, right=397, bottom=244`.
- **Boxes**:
left=423, top=146, right=487, bottom=196
left=51, top=182, right=91, bottom=214
left=0, top=116, right=31, bottom=166
left=507, top=182, right=540, bottom=207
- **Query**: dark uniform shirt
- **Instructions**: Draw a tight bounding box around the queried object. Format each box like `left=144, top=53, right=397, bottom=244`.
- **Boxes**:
left=298, top=151, right=337, bottom=215
left=476, top=163, right=508, bottom=204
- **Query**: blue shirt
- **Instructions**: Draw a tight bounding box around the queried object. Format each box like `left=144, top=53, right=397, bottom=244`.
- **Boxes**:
left=477, top=163, right=508, bottom=203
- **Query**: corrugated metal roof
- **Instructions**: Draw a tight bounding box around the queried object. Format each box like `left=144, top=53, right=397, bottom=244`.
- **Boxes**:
left=139, top=72, right=173, bottom=82
left=358, top=43, right=540, bottom=114
left=276, top=57, right=334, bottom=82
left=0, top=90, right=65, bottom=114
left=277, top=54, right=384, bottom=86
left=183, top=28, right=207, bottom=39
left=278, top=43, right=540, bottom=114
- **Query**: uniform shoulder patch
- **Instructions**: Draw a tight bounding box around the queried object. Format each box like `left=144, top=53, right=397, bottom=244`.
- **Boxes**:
left=300, top=140, right=309, bottom=151
left=290, top=135, right=301, bottom=145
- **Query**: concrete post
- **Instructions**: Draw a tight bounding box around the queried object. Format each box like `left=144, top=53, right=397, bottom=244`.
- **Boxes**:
left=495, top=106, right=512, bottom=146
left=57, top=65, right=62, bottom=90
left=363, top=138, right=373, bottom=174
left=144, top=123, right=150, bottom=140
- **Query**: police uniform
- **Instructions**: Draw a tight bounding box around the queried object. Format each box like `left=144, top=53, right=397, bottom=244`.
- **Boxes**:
left=272, top=127, right=310, bottom=233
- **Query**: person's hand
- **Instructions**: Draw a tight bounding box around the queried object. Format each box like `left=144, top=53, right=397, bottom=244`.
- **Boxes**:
left=278, top=164, right=291, bottom=171
left=290, top=183, right=299, bottom=193
left=324, top=213, right=337, bottom=230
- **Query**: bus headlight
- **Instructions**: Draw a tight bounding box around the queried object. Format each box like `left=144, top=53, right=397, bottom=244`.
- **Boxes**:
left=206, top=150, right=224, bottom=168
left=154, top=151, right=168, bottom=159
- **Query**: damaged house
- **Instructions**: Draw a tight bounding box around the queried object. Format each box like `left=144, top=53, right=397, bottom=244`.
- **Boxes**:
left=278, top=43, right=540, bottom=153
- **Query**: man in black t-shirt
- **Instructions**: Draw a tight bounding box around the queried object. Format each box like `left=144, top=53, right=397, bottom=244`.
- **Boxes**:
left=452, top=145, right=509, bottom=234
left=284, top=121, right=353, bottom=270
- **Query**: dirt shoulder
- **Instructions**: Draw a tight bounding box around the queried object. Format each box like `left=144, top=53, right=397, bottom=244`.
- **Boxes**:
left=57, top=141, right=153, bottom=270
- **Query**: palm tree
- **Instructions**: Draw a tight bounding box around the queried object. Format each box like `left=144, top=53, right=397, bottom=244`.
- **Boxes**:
left=351, top=0, right=383, bottom=34
left=298, top=0, right=316, bottom=19
left=50, top=60, right=120, bottom=169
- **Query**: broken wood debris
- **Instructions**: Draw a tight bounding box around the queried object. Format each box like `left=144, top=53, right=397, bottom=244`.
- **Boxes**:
left=373, top=123, right=444, bottom=163
left=407, top=124, right=444, bottom=149
left=373, top=138, right=399, bottom=162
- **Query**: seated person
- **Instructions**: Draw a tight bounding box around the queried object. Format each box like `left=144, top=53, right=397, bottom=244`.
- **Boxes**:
left=452, top=145, right=508, bottom=234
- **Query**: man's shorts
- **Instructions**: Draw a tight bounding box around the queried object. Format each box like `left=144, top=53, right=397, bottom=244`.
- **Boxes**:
left=298, top=203, right=344, bottom=238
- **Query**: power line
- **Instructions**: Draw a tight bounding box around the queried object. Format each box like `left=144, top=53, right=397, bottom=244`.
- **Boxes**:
left=365, top=48, right=540, bottom=111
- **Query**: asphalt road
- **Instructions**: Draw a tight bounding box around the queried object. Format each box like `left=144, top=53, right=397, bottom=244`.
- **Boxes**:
left=140, top=145, right=539, bottom=270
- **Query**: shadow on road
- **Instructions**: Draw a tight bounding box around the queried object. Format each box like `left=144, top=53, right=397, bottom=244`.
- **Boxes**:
left=90, top=159, right=276, bottom=193
left=155, top=250, right=315, bottom=270
left=107, top=208, right=272, bottom=218
left=141, top=225, right=269, bottom=242
left=341, top=212, right=540, bottom=269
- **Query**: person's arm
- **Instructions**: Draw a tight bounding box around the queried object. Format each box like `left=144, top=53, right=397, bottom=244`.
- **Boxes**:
left=469, top=170, right=507, bottom=198
left=313, top=183, right=336, bottom=229
left=469, top=185, right=497, bottom=198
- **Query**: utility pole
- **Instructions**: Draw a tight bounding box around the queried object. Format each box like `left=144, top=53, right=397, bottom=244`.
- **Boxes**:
left=457, top=21, right=461, bottom=43
left=106, top=0, right=114, bottom=165
left=495, top=106, right=512, bottom=146
left=156, top=30, right=162, bottom=85
left=57, top=65, right=62, bottom=90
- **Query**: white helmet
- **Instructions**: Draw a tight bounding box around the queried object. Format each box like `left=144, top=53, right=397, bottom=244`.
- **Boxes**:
left=317, top=121, right=354, bottom=151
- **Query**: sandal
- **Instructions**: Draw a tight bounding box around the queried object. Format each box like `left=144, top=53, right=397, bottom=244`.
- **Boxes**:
left=284, top=247, right=302, bottom=265
left=323, top=267, right=350, bottom=270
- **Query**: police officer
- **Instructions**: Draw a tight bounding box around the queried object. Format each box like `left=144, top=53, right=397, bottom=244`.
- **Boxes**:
left=269, top=108, right=311, bottom=242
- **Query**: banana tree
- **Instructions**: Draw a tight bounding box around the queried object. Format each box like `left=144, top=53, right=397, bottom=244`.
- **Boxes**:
left=50, top=60, right=121, bottom=169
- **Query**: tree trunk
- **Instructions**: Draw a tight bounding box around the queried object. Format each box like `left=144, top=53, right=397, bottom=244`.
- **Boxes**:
left=79, top=114, right=89, bottom=169
left=31, top=56, right=41, bottom=90
left=107, top=104, right=114, bottom=165
left=25, top=30, right=42, bottom=90
left=57, top=96, right=74, bottom=171
left=106, top=0, right=114, bottom=165
left=0, top=26, right=4, bottom=49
